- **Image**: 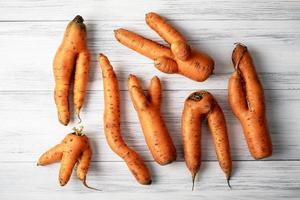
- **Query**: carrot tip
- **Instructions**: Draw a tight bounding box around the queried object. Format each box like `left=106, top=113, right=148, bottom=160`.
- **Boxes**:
left=145, top=12, right=153, bottom=19
left=77, top=113, right=82, bottom=124
left=114, top=29, right=120, bottom=35
left=83, top=178, right=102, bottom=191
left=140, top=179, right=152, bottom=185
left=226, top=177, right=232, bottom=189
left=59, top=180, right=67, bottom=187
left=191, top=172, right=197, bottom=191
left=152, top=75, right=159, bottom=80
left=147, top=179, right=152, bottom=185
left=128, top=74, right=136, bottom=80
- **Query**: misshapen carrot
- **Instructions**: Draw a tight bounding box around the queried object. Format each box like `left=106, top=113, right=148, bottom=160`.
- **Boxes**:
left=182, top=91, right=232, bottom=190
left=128, top=75, right=177, bottom=165
left=228, top=43, right=272, bottom=159
left=114, top=12, right=214, bottom=82
left=146, top=12, right=190, bottom=61
left=37, top=127, right=98, bottom=190
left=53, top=15, right=90, bottom=125
left=99, top=54, right=151, bottom=185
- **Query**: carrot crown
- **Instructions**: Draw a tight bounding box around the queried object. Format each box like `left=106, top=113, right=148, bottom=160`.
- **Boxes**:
left=233, top=43, right=248, bottom=71
left=72, top=126, right=85, bottom=136
left=73, top=15, right=84, bottom=23
left=69, top=15, right=86, bottom=31
left=188, top=91, right=207, bottom=101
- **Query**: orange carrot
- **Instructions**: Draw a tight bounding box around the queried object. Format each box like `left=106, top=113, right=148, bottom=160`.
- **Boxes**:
left=228, top=43, right=272, bottom=159
left=114, top=12, right=214, bottom=82
left=99, top=54, right=151, bottom=185
left=37, top=127, right=98, bottom=190
left=182, top=91, right=232, bottom=189
left=128, top=74, right=177, bottom=165
left=53, top=15, right=90, bottom=125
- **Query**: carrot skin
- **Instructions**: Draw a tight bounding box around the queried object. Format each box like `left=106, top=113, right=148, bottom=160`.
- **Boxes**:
left=37, top=144, right=63, bottom=166
left=182, top=91, right=232, bottom=188
left=74, top=50, right=90, bottom=116
left=128, top=75, right=177, bottom=165
left=229, top=43, right=272, bottom=159
left=228, top=71, right=248, bottom=116
left=53, top=15, right=90, bottom=125
left=38, top=132, right=92, bottom=187
left=207, top=103, right=232, bottom=178
left=77, top=145, right=92, bottom=181
left=99, top=54, right=151, bottom=185
left=114, top=28, right=172, bottom=60
left=145, top=12, right=191, bottom=60
left=114, top=13, right=214, bottom=82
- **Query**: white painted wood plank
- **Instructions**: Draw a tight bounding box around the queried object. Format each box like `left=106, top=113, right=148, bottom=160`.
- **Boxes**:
left=1, top=90, right=299, bottom=161
left=0, top=161, right=299, bottom=199
left=0, top=0, right=299, bottom=198
left=1, top=0, right=300, bottom=21
left=0, top=20, right=299, bottom=91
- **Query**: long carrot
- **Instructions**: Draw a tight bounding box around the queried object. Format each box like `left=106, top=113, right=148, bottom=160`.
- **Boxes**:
left=228, top=43, right=272, bottom=159
left=127, top=74, right=177, bottom=165
left=53, top=15, right=90, bottom=125
left=182, top=91, right=232, bottom=190
left=99, top=54, right=151, bottom=185
left=114, top=12, right=214, bottom=82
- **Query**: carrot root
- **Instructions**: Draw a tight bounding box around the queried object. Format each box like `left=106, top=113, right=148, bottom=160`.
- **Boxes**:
left=128, top=74, right=177, bottom=165
left=182, top=91, right=232, bottom=188
left=37, top=130, right=92, bottom=187
left=82, top=178, right=102, bottom=191
left=229, top=43, right=272, bottom=159
left=53, top=15, right=90, bottom=125
left=99, top=54, right=151, bottom=185
left=115, top=12, right=214, bottom=82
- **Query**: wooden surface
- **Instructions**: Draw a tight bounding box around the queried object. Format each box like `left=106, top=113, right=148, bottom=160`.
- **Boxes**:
left=0, top=0, right=299, bottom=199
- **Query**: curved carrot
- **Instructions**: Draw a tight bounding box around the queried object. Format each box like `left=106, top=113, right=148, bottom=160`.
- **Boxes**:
left=182, top=91, right=232, bottom=189
left=114, top=12, right=214, bottom=82
left=53, top=15, right=90, bottom=125
left=228, top=43, right=272, bottom=159
left=128, top=74, right=177, bottom=165
left=99, top=54, right=151, bottom=185
left=146, top=12, right=190, bottom=61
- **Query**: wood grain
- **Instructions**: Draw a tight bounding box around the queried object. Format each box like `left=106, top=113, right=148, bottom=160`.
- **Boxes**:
left=1, top=0, right=300, bottom=21
left=0, top=20, right=299, bottom=91
left=1, top=90, right=299, bottom=162
left=1, top=0, right=299, bottom=199
left=1, top=161, right=299, bottom=198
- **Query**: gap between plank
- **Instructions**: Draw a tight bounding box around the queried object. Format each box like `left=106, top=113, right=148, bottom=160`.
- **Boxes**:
left=1, top=159, right=299, bottom=164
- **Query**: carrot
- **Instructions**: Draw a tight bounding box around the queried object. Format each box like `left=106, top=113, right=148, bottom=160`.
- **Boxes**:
left=53, top=15, right=90, bottom=125
left=114, top=12, right=214, bottom=82
left=146, top=12, right=190, bottom=61
left=182, top=91, right=232, bottom=190
left=228, top=43, right=272, bottom=159
left=37, top=127, right=99, bottom=190
left=99, top=54, right=151, bottom=185
left=127, top=74, right=177, bottom=165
